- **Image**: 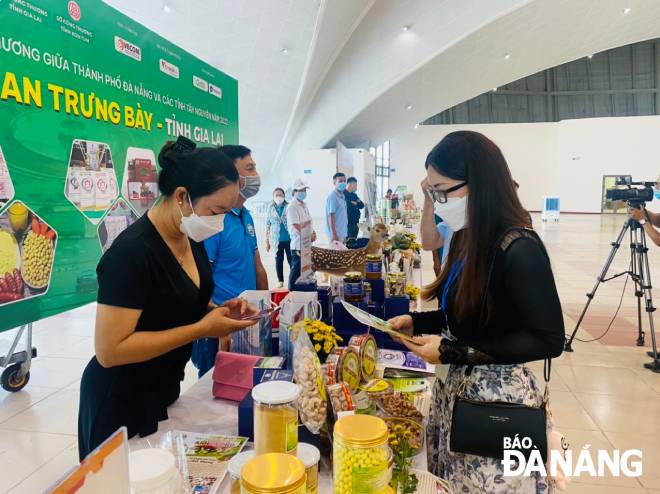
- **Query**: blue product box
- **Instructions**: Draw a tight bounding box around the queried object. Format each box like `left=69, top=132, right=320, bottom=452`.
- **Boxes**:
left=252, top=357, right=287, bottom=385
left=369, top=278, right=386, bottom=305
left=293, top=280, right=318, bottom=292
left=384, top=296, right=409, bottom=319
left=258, top=369, right=294, bottom=384
left=317, top=285, right=333, bottom=325
left=332, top=301, right=369, bottom=333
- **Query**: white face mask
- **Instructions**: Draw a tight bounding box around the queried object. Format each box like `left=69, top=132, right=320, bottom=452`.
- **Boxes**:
left=274, top=196, right=285, bottom=205
left=434, top=196, right=468, bottom=232
left=178, top=195, right=225, bottom=242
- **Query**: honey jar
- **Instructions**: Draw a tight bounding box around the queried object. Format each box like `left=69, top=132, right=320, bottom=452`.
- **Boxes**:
left=252, top=381, right=301, bottom=455
left=343, top=271, right=363, bottom=303
left=365, top=254, right=382, bottom=280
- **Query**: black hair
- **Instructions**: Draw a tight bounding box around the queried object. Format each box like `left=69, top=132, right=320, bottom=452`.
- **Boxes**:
left=218, top=144, right=252, bottom=161
left=158, top=141, right=239, bottom=202
left=273, top=187, right=287, bottom=205
left=386, top=189, right=392, bottom=194
left=347, top=177, right=357, bottom=184
left=333, top=172, right=346, bottom=181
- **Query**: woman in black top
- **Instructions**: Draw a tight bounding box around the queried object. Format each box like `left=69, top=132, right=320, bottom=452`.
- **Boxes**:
left=389, top=131, right=564, bottom=493
left=78, top=137, right=255, bottom=460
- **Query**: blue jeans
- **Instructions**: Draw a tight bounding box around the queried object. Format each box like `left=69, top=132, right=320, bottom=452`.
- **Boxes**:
left=288, top=250, right=301, bottom=291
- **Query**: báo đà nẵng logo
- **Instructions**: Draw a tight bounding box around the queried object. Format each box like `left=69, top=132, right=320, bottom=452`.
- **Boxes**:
left=114, top=36, right=141, bottom=61
left=502, top=435, right=643, bottom=479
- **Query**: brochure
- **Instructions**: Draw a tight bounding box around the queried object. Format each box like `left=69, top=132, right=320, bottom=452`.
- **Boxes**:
left=377, top=349, right=436, bottom=375
left=167, top=431, right=248, bottom=494
left=340, top=301, right=419, bottom=344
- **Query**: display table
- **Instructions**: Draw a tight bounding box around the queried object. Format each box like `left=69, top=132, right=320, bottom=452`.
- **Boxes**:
left=129, top=371, right=428, bottom=493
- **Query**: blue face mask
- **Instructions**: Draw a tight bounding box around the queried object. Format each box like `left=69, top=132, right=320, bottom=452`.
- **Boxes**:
left=296, top=191, right=307, bottom=201
left=655, top=188, right=660, bottom=200
left=337, top=182, right=347, bottom=192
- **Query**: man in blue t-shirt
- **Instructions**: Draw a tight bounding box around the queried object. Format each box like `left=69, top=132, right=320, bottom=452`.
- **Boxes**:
left=325, top=172, right=348, bottom=244
left=192, top=144, right=269, bottom=377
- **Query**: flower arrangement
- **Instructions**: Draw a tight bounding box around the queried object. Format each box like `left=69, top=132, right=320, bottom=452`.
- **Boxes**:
left=405, top=284, right=420, bottom=300
left=303, top=318, right=342, bottom=362
left=389, top=424, right=419, bottom=494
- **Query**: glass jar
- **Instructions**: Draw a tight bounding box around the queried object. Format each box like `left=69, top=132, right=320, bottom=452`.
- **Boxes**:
left=252, top=381, right=301, bottom=455
left=229, top=451, right=256, bottom=494
left=297, top=443, right=321, bottom=494
left=387, top=272, right=406, bottom=298
left=348, top=334, right=378, bottom=382
left=333, top=415, right=392, bottom=494
left=363, top=282, right=372, bottom=305
left=343, top=272, right=363, bottom=303
left=241, top=453, right=307, bottom=494
left=7, top=202, right=28, bottom=232
left=365, top=255, right=382, bottom=280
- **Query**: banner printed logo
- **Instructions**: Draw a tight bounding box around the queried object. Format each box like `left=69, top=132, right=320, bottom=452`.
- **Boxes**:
left=159, top=59, right=180, bottom=79
left=209, top=83, right=222, bottom=99
left=193, top=75, right=209, bottom=92
left=114, top=36, right=142, bottom=61
left=68, top=1, right=81, bottom=21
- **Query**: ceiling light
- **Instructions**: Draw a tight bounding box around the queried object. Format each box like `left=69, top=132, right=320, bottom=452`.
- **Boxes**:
left=162, top=3, right=171, bottom=13
left=401, top=25, right=410, bottom=31
left=280, top=47, right=288, bottom=54
left=492, top=87, right=498, bottom=92
left=414, top=123, right=420, bottom=129
left=623, top=7, right=631, bottom=14
left=587, top=54, right=593, bottom=59
left=406, top=104, right=413, bottom=110
left=504, top=53, right=511, bottom=60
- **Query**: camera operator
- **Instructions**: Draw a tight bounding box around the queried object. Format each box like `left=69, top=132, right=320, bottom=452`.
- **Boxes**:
left=629, top=205, right=660, bottom=247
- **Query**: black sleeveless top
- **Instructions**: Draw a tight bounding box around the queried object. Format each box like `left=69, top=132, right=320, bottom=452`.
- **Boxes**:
left=78, top=215, right=213, bottom=460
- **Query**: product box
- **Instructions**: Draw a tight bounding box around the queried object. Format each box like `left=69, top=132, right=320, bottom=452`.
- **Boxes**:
left=252, top=356, right=288, bottom=385
left=316, top=285, right=333, bottom=325
left=370, top=278, right=386, bottom=305
left=332, top=301, right=369, bottom=333
left=384, top=296, right=409, bottom=319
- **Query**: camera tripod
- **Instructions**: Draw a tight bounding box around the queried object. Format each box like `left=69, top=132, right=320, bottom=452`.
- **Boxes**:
left=564, top=217, right=659, bottom=373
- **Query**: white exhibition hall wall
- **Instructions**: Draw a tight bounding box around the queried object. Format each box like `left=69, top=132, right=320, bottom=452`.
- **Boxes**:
left=388, top=116, right=660, bottom=213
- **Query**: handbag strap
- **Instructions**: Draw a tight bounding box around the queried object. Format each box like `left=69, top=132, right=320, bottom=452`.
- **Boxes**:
left=458, top=226, right=552, bottom=403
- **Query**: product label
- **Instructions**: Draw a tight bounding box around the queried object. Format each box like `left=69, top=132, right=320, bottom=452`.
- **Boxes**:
left=362, top=339, right=377, bottom=378
left=352, top=462, right=390, bottom=493
left=345, top=281, right=363, bottom=296
left=341, top=352, right=361, bottom=391
left=366, top=260, right=381, bottom=273
left=286, top=417, right=298, bottom=454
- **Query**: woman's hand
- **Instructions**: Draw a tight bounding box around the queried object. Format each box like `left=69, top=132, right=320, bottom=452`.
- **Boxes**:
left=421, top=177, right=432, bottom=204
left=402, top=335, right=442, bottom=364
left=221, top=298, right=258, bottom=320
left=388, top=314, right=414, bottom=336
left=200, top=307, right=254, bottom=338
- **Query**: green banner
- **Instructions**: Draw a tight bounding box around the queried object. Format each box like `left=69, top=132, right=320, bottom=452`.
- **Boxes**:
left=0, top=0, right=238, bottom=332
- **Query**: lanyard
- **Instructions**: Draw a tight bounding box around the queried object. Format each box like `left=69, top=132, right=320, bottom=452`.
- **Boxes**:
left=441, top=259, right=464, bottom=314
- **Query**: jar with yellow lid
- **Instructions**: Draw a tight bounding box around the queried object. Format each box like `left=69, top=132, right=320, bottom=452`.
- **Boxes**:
left=365, top=254, right=382, bottom=280
left=241, top=453, right=307, bottom=494
left=333, top=415, right=392, bottom=494
left=386, top=272, right=406, bottom=298
left=228, top=450, right=256, bottom=494
left=343, top=272, right=363, bottom=303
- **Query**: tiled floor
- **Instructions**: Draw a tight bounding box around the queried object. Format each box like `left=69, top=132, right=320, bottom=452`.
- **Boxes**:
left=1, top=213, right=660, bottom=492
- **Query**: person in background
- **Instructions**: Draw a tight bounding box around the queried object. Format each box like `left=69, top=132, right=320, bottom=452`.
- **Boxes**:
left=344, top=176, right=364, bottom=241
left=78, top=137, right=256, bottom=460
left=325, top=172, right=348, bottom=244
left=192, top=144, right=269, bottom=377
left=385, top=189, right=392, bottom=201
left=389, top=131, right=563, bottom=493
left=287, top=179, right=316, bottom=289
left=265, top=187, right=291, bottom=288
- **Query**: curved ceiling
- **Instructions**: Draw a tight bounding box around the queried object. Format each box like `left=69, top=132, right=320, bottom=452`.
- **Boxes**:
left=278, top=0, right=660, bottom=175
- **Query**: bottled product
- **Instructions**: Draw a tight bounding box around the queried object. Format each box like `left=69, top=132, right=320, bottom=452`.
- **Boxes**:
left=343, top=272, right=363, bottom=303
left=387, top=273, right=406, bottom=298
left=333, top=415, right=392, bottom=494
left=128, top=448, right=184, bottom=494
left=297, top=443, right=321, bottom=494
left=365, top=255, right=382, bottom=280
left=363, top=282, right=372, bottom=305
left=252, top=381, right=301, bottom=455
left=228, top=451, right=256, bottom=494
left=241, top=453, right=307, bottom=494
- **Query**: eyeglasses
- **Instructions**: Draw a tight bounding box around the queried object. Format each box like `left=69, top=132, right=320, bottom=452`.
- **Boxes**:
left=426, top=181, right=468, bottom=204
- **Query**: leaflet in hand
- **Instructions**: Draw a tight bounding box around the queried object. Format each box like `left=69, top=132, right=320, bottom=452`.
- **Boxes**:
left=340, top=301, right=419, bottom=344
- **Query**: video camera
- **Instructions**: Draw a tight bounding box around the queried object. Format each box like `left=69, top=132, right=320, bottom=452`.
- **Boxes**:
left=606, top=177, right=654, bottom=209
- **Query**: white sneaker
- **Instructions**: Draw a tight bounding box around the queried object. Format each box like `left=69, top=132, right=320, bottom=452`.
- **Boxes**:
left=277, top=281, right=284, bottom=288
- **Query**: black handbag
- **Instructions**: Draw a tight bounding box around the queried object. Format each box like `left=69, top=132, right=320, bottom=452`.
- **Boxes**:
left=448, top=227, right=551, bottom=463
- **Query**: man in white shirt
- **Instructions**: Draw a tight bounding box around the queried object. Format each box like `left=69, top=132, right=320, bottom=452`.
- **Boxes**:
left=286, top=179, right=317, bottom=289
